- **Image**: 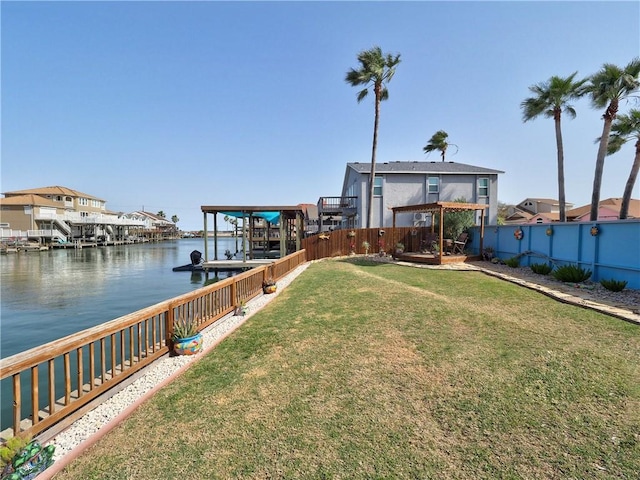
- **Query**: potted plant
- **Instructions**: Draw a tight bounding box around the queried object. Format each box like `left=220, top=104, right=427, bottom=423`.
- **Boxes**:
left=1, top=435, right=55, bottom=480
left=482, top=246, right=495, bottom=261
left=395, top=242, right=405, bottom=255
left=347, top=230, right=356, bottom=238
left=172, top=316, right=203, bottom=355
left=362, top=241, right=371, bottom=255
left=234, top=300, right=248, bottom=316
left=262, top=278, right=277, bottom=294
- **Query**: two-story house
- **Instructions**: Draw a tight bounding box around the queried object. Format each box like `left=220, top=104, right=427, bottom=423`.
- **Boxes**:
left=504, top=198, right=575, bottom=224
left=318, top=161, right=503, bottom=230
left=0, top=186, right=148, bottom=243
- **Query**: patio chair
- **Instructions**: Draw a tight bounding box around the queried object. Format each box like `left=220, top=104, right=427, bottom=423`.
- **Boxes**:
left=452, top=232, right=468, bottom=254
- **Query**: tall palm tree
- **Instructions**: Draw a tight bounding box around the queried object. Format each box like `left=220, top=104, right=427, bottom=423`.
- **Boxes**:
left=346, top=46, right=401, bottom=228
left=423, top=130, right=458, bottom=162
left=606, top=109, right=640, bottom=219
left=520, top=72, right=587, bottom=222
left=586, top=58, right=640, bottom=221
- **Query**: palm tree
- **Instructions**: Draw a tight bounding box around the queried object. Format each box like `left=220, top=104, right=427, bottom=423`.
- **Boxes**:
left=423, top=130, right=458, bottom=162
left=606, top=109, right=640, bottom=219
left=520, top=72, right=587, bottom=222
left=346, top=46, right=401, bottom=228
left=586, top=58, right=640, bottom=221
left=171, top=215, right=179, bottom=224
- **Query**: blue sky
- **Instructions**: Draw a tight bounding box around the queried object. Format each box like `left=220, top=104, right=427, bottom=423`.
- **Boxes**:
left=2, top=1, right=639, bottom=230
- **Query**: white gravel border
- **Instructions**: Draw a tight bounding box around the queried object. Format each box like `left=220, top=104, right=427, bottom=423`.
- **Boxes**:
left=40, top=263, right=309, bottom=476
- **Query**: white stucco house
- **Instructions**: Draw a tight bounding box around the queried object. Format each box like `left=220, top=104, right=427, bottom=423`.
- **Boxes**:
left=317, top=161, right=504, bottom=230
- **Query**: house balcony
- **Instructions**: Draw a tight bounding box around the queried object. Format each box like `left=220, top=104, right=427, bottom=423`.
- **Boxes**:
left=317, top=196, right=357, bottom=215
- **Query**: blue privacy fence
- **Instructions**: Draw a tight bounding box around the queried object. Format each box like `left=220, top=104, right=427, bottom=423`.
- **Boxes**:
left=469, top=220, right=640, bottom=290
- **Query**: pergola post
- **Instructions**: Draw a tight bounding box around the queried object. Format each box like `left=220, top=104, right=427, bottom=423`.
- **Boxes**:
left=203, top=212, right=209, bottom=262
left=438, top=204, right=444, bottom=263
left=279, top=211, right=286, bottom=257
left=479, top=209, right=485, bottom=254
left=213, top=214, right=218, bottom=260
left=242, top=212, right=247, bottom=262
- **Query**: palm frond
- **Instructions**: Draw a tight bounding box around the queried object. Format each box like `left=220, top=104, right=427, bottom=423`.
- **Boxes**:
left=521, top=72, right=587, bottom=122
left=346, top=46, right=401, bottom=103
left=588, top=58, right=640, bottom=109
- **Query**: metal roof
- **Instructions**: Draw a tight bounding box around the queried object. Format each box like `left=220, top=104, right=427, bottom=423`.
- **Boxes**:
left=200, top=205, right=304, bottom=220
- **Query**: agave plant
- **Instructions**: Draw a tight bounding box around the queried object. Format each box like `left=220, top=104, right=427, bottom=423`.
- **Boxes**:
left=173, top=316, right=199, bottom=340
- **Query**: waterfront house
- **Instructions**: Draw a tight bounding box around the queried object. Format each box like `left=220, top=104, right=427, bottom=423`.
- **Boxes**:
left=0, top=186, right=150, bottom=244
left=317, top=161, right=503, bottom=230
left=128, top=211, right=179, bottom=240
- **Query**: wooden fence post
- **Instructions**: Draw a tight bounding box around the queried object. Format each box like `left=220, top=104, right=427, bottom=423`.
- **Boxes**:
left=166, top=302, right=174, bottom=346
left=231, top=279, right=237, bottom=307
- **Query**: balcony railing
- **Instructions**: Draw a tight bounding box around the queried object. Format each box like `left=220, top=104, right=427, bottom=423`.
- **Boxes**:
left=317, top=196, right=357, bottom=212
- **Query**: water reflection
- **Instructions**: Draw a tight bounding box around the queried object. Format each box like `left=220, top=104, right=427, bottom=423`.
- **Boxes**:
left=0, top=238, right=237, bottom=358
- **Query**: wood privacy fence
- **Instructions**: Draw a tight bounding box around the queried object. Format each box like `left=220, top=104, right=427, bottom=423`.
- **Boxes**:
left=0, top=250, right=307, bottom=441
left=301, top=227, right=437, bottom=261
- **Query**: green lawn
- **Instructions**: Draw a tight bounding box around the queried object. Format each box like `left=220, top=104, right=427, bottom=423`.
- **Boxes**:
left=55, top=259, right=640, bottom=479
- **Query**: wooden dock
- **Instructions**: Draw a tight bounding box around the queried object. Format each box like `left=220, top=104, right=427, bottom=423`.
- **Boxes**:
left=202, top=259, right=275, bottom=270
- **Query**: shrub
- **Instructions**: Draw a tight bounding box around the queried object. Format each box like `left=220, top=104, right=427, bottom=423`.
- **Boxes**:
left=504, top=257, right=520, bottom=268
left=530, top=263, right=552, bottom=275
left=600, top=278, right=627, bottom=292
left=552, top=264, right=592, bottom=283
left=1, top=435, right=31, bottom=467
left=482, top=246, right=495, bottom=261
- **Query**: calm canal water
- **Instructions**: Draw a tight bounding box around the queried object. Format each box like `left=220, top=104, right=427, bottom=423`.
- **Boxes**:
left=1, top=237, right=244, bottom=431
left=0, top=237, right=242, bottom=360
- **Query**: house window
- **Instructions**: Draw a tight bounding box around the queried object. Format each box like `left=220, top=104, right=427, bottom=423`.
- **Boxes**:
left=478, top=178, right=489, bottom=197
left=78, top=198, right=88, bottom=206
left=428, top=177, right=439, bottom=193
left=373, top=176, right=383, bottom=196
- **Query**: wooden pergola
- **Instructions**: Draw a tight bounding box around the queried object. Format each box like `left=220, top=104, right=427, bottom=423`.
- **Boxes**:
left=200, top=205, right=304, bottom=262
left=392, top=201, right=487, bottom=264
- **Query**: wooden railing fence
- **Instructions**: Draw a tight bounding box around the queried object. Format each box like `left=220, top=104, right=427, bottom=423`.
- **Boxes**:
left=0, top=250, right=307, bottom=441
